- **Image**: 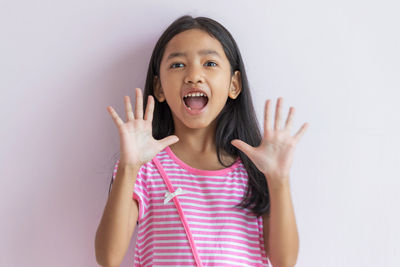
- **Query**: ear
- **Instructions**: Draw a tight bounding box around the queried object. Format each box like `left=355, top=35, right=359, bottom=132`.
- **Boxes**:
left=228, top=70, right=242, bottom=99
left=153, top=76, right=166, bottom=102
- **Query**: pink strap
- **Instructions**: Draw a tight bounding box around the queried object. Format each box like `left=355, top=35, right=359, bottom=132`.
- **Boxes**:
left=152, top=157, right=204, bottom=267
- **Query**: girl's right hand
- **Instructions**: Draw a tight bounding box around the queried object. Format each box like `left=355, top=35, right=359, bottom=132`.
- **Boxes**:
left=107, top=87, right=179, bottom=168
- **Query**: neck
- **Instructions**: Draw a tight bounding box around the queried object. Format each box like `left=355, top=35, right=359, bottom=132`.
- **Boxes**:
left=170, top=117, right=218, bottom=155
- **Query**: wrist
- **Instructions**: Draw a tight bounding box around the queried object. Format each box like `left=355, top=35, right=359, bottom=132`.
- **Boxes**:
left=266, top=176, right=291, bottom=190
left=119, top=160, right=142, bottom=170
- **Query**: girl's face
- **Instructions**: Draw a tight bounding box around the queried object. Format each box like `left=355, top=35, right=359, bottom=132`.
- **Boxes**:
left=154, top=29, right=242, bottom=130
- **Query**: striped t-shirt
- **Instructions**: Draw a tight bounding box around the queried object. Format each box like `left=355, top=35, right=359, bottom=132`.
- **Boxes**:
left=112, top=146, right=271, bottom=266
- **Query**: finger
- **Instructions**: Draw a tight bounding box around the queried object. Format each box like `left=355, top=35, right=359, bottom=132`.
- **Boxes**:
left=274, top=97, right=283, bottom=130
left=293, top=122, right=309, bottom=145
left=107, top=106, right=124, bottom=127
left=285, top=106, right=295, bottom=133
left=125, top=96, right=134, bottom=121
left=159, top=135, right=180, bottom=150
left=264, top=99, right=272, bottom=136
left=144, top=95, right=154, bottom=121
left=134, top=88, right=143, bottom=119
left=231, top=139, right=254, bottom=157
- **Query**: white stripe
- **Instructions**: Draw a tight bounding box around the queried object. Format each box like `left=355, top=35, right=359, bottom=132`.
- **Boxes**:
left=139, top=214, right=256, bottom=232
left=138, top=226, right=259, bottom=240
left=196, top=239, right=263, bottom=251
left=145, top=174, right=248, bottom=184
left=140, top=220, right=258, bottom=236
left=164, top=207, right=255, bottom=217
left=140, top=224, right=259, bottom=239
left=149, top=183, right=247, bottom=192
left=144, top=187, right=246, bottom=198
left=144, top=168, right=249, bottom=180
left=150, top=254, right=264, bottom=264
left=169, top=175, right=248, bottom=182
left=160, top=165, right=246, bottom=176
left=145, top=244, right=262, bottom=257
left=151, top=200, right=243, bottom=209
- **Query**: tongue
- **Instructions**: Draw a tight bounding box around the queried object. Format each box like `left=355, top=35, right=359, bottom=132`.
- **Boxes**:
left=185, top=96, right=207, bottom=110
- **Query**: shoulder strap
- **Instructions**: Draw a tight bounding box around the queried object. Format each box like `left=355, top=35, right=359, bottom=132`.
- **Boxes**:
left=152, top=156, right=204, bottom=267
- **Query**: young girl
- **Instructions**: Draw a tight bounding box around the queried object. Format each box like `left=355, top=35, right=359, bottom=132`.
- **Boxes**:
left=95, top=15, right=308, bottom=267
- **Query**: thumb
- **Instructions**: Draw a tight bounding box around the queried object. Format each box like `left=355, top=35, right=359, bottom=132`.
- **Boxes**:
left=231, top=139, right=254, bottom=157
left=159, top=135, right=180, bottom=150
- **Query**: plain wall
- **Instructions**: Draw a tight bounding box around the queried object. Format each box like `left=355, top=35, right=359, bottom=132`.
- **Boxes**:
left=1, top=0, right=399, bottom=266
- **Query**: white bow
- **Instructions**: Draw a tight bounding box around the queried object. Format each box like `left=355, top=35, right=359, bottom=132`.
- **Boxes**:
left=164, top=187, right=188, bottom=204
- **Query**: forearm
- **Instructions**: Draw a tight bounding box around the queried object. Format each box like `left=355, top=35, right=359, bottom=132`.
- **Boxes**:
left=95, top=165, right=140, bottom=267
left=263, top=178, right=299, bottom=267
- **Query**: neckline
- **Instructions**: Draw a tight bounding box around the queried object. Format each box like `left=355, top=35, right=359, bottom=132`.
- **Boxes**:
left=164, top=146, right=241, bottom=176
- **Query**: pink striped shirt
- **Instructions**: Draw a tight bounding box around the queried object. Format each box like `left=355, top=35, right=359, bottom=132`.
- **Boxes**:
left=112, top=146, right=271, bottom=266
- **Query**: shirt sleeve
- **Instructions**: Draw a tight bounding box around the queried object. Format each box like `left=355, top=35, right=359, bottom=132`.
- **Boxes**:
left=112, top=159, right=149, bottom=223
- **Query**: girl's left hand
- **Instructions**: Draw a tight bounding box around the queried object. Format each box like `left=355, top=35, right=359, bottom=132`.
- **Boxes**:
left=231, top=97, right=309, bottom=184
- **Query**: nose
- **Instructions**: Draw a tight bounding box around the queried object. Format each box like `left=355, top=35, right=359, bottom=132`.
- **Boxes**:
left=184, top=64, right=205, bottom=84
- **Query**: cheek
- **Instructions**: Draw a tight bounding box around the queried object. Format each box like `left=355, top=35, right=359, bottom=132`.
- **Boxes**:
left=161, top=74, right=182, bottom=94
left=213, top=78, right=232, bottom=97
left=212, top=88, right=230, bottom=108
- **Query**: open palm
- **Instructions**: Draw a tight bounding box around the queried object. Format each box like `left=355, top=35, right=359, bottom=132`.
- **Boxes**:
left=107, top=88, right=179, bottom=167
left=231, top=97, right=309, bottom=183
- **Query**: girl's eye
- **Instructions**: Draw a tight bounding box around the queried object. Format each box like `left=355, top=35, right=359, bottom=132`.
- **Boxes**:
left=205, top=61, right=217, bottom=67
left=170, top=63, right=184, bottom=69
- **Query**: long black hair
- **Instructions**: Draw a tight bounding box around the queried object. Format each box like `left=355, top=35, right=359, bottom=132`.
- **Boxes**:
left=109, top=15, right=270, bottom=217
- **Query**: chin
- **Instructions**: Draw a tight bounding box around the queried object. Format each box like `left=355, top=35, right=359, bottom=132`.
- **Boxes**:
left=184, top=121, right=210, bottom=129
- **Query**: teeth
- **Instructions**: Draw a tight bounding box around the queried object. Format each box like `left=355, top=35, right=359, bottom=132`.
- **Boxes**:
left=183, top=92, right=206, bottom=98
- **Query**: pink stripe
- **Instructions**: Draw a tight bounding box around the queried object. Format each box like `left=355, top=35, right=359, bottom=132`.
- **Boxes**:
left=193, top=231, right=259, bottom=243
left=132, top=193, right=143, bottom=221
left=197, top=249, right=264, bottom=262
left=142, top=259, right=195, bottom=267
left=190, top=227, right=259, bottom=236
left=179, top=203, right=247, bottom=212
left=196, top=242, right=262, bottom=252
left=141, top=250, right=194, bottom=266
left=193, top=235, right=258, bottom=245
left=142, top=171, right=247, bottom=182
left=149, top=178, right=247, bottom=187
left=150, top=190, right=246, bottom=199
left=184, top=210, right=256, bottom=220
left=143, top=168, right=248, bottom=179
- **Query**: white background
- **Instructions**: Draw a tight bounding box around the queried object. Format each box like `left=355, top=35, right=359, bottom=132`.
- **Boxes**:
left=1, top=0, right=399, bottom=266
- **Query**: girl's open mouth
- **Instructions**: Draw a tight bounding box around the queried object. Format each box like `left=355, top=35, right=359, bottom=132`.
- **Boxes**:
left=182, top=94, right=208, bottom=115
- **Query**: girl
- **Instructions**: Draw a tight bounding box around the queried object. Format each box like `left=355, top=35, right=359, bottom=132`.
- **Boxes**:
left=95, top=15, right=308, bottom=267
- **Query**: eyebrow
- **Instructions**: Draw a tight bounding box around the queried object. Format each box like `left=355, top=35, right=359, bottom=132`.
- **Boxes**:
left=166, top=49, right=221, bottom=61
